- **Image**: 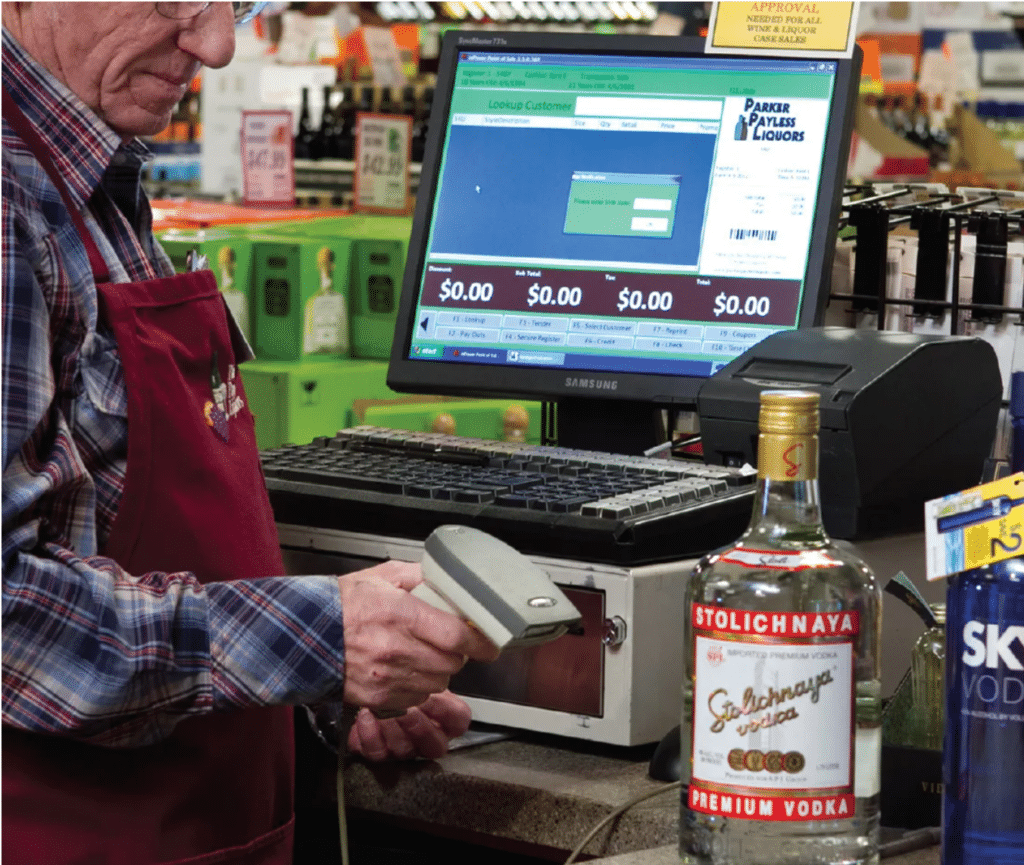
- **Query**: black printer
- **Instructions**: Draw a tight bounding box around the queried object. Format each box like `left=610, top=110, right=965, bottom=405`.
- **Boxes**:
left=697, top=326, right=1003, bottom=539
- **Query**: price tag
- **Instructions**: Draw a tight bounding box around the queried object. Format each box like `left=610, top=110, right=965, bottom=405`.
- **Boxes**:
left=353, top=112, right=412, bottom=215
left=362, top=26, right=408, bottom=89
left=706, top=1, right=860, bottom=58
left=240, top=110, right=295, bottom=208
left=925, top=473, right=1024, bottom=580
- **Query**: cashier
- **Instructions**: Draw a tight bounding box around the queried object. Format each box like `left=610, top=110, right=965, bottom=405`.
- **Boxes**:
left=1, top=4, right=498, bottom=864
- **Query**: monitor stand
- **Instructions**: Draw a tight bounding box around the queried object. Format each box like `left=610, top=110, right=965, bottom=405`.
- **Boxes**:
left=555, top=397, right=666, bottom=456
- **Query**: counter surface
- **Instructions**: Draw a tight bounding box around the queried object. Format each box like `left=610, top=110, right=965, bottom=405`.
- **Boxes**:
left=341, top=730, right=938, bottom=863
left=586, top=844, right=940, bottom=864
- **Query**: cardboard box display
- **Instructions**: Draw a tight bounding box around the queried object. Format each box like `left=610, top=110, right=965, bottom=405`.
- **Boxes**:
left=251, top=236, right=355, bottom=361
left=359, top=399, right=542, bottom=444
left=946, top=102, right=1024, bottom=180
left=267, top=214, right=412, bottom=360
left=240, top=357, right=398, bottom=449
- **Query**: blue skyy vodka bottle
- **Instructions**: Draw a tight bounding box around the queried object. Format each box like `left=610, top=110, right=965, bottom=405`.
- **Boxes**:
left=943, top=372, right=1024, bottom=864
left=943, top=557, right=1024, bottom=865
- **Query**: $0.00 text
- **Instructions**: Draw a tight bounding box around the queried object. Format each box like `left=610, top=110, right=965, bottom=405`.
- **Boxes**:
left=714, top=292, right=771, bottom=318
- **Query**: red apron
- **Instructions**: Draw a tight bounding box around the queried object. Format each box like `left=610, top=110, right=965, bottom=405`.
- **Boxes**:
left=3, top=91, right=296, bottom=865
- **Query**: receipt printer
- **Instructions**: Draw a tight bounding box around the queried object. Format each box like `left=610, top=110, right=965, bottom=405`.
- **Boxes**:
left=697, top=327, right=1003, bottom=539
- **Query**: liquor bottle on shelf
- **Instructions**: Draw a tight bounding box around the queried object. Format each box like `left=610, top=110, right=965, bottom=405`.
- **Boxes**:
left=928, top=95, right=952, bottom=167
left=325, top=85, right=346, bottom=158
left=876, top=95, right=895, bottom=132
left=314, top=85, right=338, bottom=160
left=294, top=86, right=316, bottom=159
left=890, top=95, right=917, bottom=142
left=681, top=390, right=881, bottom=865
left=400, top=85, right=417, bottom=120
left=909, top=92, right=933, bottom=151
left=412, top=86, right=433, bottom=164
left=379, top=86, right=399, bottom=116
left=357, top=85, right=375, bottom=116
left=335, top=85, right=355, bottom=161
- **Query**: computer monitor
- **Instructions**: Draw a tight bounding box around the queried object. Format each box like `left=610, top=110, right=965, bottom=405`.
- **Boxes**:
left=387, top=30, right=862, bottom=455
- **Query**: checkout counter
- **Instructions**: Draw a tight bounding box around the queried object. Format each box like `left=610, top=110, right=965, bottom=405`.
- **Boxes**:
left=333, top=725, right=940, bottom=864
left=286, top=329, right=1004, bottom=864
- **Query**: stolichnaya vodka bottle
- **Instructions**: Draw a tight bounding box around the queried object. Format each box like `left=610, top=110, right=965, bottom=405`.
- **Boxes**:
left=681, top=390, right=882, bottom=865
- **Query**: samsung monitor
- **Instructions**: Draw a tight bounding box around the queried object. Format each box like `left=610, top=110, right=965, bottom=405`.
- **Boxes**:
left=387, top=30, right=862, bottom=454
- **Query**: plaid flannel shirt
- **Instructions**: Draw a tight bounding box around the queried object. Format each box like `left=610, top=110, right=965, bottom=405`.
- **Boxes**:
left=2, top=29, right=346, bottom=747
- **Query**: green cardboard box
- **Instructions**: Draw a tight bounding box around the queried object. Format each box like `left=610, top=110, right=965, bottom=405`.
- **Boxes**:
left=250, top=236, right=354, bottom=362
left=158, top=226, right=258, bottom=344
left=268, top=215, right=412, bottom=360
left=362, top=399, right=542, bottom=444
left=240, top=357, right=399, bottom=450
left=342, top=216, right=410, bottom=361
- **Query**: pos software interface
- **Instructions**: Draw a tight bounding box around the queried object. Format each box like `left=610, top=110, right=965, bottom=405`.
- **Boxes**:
left=388, top=30, right=860, bottom=452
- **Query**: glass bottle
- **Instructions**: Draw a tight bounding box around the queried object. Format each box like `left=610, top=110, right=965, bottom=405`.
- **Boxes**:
left=412, top=86, right=433, bottom=165
left=294, top=86, right=316, bottom=160
left=928, top=95, right=951, bottom=167
left=334, top=85, right=355, bottom=161
left=681, top=390, right=882, bottom=865
left=313, top=85, right=336, bottom=160
left=909, top=603, right=946, bottom=750
left=379, top=86, right=399, bottom=116
left=943, top=557, right=1024, bottom=865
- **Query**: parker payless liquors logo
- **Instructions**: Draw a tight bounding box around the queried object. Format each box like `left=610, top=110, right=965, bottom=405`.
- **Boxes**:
left=734, top=98, right=806, bottom=142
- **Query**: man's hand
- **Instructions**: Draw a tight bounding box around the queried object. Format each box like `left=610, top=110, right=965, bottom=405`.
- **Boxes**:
left=347, top=690, right=472, bottom=761
left=337, top=561, right=499, bottom=714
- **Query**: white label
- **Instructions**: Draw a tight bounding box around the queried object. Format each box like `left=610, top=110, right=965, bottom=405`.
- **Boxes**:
left=690, top=605, right=856, bottom=821
left=714, top=548, right=843, bottom=571
left=981, top=50, right=1024, bottom=85
left=354, top=113, right=412, bottom=214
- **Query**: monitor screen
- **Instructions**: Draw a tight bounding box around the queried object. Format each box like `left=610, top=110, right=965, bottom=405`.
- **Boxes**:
left=388, top=30, right=861, bottom=454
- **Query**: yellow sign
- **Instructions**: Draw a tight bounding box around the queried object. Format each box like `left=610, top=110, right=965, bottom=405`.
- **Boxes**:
left=707, top=2, right=858, bottom=57
left=925, top=473, right=1024, bottom=581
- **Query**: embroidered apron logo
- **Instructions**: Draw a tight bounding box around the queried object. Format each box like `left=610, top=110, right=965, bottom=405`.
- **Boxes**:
left=204, top=351, right=244, bottom=442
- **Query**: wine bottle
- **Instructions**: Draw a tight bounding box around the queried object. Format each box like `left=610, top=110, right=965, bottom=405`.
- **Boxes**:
left=335, top=85, right=355, bottom=161
left=412, top=86, right=433, bottom=164
left=314, top=85, right=336, bottom=160
left=379, top=86, right=398, bottom=116
left=294, top=86, right=316, bottom=159
left=681, top=389, right=882, bottom=865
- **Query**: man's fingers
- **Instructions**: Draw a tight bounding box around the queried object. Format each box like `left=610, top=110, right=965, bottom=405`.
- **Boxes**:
left=394, top=708, right=448, bottom=760
left=406, top=599, right=501, bottom=663
left=350, top=709, right=389, bottom=761
left=412, top=691, right=472, bottom=739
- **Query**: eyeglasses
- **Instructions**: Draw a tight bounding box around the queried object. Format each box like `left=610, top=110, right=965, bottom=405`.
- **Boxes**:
left=155, top=2, right=262, bottom=25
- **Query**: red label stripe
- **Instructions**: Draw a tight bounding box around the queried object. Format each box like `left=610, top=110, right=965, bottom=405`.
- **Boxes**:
left=692, top=605, right=859, bottom=638
left=689, top=783, right=855, bottom=821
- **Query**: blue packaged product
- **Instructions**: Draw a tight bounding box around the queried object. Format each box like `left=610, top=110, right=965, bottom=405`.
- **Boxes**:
left=943, top=556, right=1024, bottom=865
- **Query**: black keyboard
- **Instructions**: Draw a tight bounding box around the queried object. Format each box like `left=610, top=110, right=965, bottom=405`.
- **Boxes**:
left=261, top=426, right=757, bottom=566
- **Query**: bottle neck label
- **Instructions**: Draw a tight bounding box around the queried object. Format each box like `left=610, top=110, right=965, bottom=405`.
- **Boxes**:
left=714, top=548, right=843, bottom=572
left=758, top=432, right=817, bottom=482
left=689, top=603, right=858, bottom=822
